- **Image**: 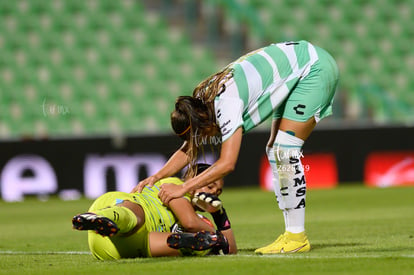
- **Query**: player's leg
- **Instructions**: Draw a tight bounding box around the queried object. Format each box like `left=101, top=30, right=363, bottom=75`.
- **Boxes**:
left=73, top=192, right=149, bottom=259
left=87, top=231, right=122, bottom=260
left=73, top=192, right=144, bottom=236
left=257, top=118, right=313, bottom=254
left=277, top=117, right=316, bottom=237
left=87, top=220, right=152, bottom=260
left=264, top=119, right=283, bottom=219
left=256, top=46, right=339, bottom=254
left=90, top=200, right=145, bottom=235
left=149, top=230, right=229, bottom=257
left=92, top=229, right=227, bottom=259
left=148, top=232, right=181, bottom=257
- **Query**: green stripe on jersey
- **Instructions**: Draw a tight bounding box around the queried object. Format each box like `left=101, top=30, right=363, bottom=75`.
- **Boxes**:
left=245, top=53, right=274, bottom=89
left=264, top=46, right=292, bottom=78
left=242, top=94, right=273, bottom=133
left=257, top=92, right=273, bottom=123
left=242, top=112, right=254, bottom=132
left=294, top=43, right=310, bottom=69
left=232, top=64, right=249, bottom=107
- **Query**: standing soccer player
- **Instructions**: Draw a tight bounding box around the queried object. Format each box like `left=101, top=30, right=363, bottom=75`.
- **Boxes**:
left=133, top=40, right=339, bottom=254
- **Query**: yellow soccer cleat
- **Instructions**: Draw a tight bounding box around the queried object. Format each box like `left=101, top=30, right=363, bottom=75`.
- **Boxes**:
left=255, top=231, right=310, bottom=254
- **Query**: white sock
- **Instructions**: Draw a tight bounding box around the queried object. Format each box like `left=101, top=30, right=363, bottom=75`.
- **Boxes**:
left=274, top=130, right=306, bottom=234
left=283, top=208, right=305, bottom=234
left=265, top=146, right=282, bottom=204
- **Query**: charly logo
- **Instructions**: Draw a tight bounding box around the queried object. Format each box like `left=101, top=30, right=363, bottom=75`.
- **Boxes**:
left=293, top=104, right=306, bottom=115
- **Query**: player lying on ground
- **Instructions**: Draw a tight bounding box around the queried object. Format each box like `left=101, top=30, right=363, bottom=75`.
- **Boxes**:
left=72, top=163, right=237, bottom=260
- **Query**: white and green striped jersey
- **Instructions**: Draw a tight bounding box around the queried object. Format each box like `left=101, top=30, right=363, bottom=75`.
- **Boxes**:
left=214, top=40, right=319, bottom=141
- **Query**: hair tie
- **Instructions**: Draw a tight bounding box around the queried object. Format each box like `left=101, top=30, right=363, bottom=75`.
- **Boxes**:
left=178, top=125, right=191, bottom=136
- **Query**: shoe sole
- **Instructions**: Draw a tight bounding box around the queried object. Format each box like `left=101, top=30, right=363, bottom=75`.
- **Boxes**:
left=280, top=243, right=310, bottom=253
left=72, top=213, right=119, bottom=237
left=167, top=231, right=218, bottom=251
left=256, top=243, right=310, bottom=254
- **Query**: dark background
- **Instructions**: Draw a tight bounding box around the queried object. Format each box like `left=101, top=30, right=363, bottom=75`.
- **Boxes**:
left=0, top=126, right=412, bottom=199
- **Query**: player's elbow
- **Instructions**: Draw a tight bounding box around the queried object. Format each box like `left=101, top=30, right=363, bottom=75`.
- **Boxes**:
left=221, top=161, right=236, bottom=175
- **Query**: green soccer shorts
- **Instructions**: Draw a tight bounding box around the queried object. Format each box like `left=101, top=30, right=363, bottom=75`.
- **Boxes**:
left=273, top=46, right=339, bottom=123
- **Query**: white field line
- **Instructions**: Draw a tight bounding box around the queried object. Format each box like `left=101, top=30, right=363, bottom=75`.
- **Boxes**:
left=0, top=251, right=91, bottom=255
left=233, top=254, right=414, bottom=259
left=1, top=251, right=413, bottom=259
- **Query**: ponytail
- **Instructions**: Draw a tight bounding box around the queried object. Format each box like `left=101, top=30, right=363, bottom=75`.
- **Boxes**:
left=171, top=67, right=233, bottom=178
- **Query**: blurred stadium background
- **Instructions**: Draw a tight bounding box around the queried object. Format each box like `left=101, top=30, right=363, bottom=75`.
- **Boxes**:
left=0, top=0, right=413, bottom=201
left=1, top=0, right=413, bottom=139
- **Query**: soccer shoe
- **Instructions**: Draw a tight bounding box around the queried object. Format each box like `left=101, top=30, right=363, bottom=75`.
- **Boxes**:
left=254, top=231, right=310, bottom=254
left=167, top=230, right=229, bottom=254
left=72, top=212, right=119, bottom=237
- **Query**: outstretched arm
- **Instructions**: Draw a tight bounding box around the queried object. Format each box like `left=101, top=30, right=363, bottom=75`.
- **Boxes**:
left=131, top=141, right=190, bottom=193
left=158, top=128, right=243, bottom=204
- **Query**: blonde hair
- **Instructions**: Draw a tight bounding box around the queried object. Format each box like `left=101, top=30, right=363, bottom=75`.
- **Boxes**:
left=192, top=67, right=233, bottom=103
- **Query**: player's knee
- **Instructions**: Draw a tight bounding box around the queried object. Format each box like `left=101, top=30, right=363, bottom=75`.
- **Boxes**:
left=275, top=146, right=302, bottom=166
left=88, top=232, right=121, bottom=260
left=274, top=130, right=304, bottom=164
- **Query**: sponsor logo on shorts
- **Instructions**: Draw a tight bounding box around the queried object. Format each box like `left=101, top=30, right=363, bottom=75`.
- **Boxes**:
left=293, top=104, right=306, bottom=115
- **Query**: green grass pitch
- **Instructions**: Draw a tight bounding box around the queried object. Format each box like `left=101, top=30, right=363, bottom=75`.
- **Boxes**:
left=1, top=184, right=413, bottom=275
